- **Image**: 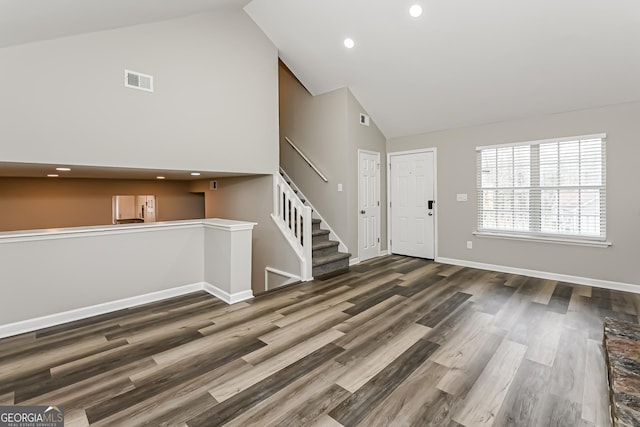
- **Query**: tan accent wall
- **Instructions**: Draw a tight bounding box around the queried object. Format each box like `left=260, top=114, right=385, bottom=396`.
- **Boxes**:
left=0, top=178, right=204, bottom=231
left=278, top=62, right=388, bottom=259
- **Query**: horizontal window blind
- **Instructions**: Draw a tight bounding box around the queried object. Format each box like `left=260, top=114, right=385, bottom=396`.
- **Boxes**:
left=476, top=134, right=606, bottom=241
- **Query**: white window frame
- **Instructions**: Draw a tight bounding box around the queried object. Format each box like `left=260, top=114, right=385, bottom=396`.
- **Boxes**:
left=474, top=133, right=611, bottom=247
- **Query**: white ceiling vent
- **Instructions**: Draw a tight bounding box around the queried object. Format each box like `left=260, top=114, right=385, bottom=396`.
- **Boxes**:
left=125, top=69, right=153, bottom=92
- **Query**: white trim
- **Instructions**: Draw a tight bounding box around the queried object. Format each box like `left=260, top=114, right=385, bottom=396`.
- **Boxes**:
left=264, top=267, right=301, bottom=291
left=279, top=168, right=349, bottom=254
left=270, top=213, right=306, bottom=263
left=379, top=249, right=389, bottom=256
left=476, top=136, right=607, bottom=242
left=387, top=148, right=438, bottom=157
left=387, top=148, right=438, bottom=260
left=311, top=209, right=348, bottom=254
left=435, top=257, right=639, bottom=294
left=0, top=282, right=205, bottom=339
left=0, top=222, right=202, bottom=244
left=202, top=283, right=253, bottom=304
left=0, top=280, right=256, bottom=339
left=349, top=257, right=360, bottom=266
left=0, top=219, right=255, bottom=244
left=271, top=173, right=313, bottom=281
left=358, top=149, right=382, bottom=262
left=476, top=133, right=607, bottom=151
left=473, top=231, right=612, bottom=247
left=202, top=220, right=257, bottom=232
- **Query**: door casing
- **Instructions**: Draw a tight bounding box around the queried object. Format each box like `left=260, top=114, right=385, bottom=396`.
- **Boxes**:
left=387, top=148, right=438, bottom=259
left=358, top=149, right=381, bottom=262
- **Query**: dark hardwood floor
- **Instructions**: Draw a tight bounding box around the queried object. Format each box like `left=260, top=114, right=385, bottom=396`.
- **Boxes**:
left=0, top=255, right=632, bottom=426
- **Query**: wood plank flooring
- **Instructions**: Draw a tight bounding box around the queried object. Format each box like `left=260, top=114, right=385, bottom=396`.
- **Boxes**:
left=0, top=255, right=634, bottom=426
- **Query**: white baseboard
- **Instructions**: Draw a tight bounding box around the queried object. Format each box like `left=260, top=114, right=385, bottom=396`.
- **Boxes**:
left=203, top=283, right=254, bottom=304
left=352, top=250, right=390, bottom=266
left=0, top=281, right=255, bottom=339
left=435, top=257, right=640, bottom=294
left=264, top=267, right=301, bottom=291
left=0, top=282, right=205, bottom=339
left=351, top=250, right=390, bottom=266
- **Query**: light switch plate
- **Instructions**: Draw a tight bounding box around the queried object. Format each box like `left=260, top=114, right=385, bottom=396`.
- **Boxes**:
left=457, top=193, right=468, bottom=202
left=338, top=183, right=343, bottom=192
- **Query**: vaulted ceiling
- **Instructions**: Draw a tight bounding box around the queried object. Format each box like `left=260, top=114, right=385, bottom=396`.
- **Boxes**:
left=246, top=0, right=640, bottom=138
left=0, top=0, right=250, bottom=48
left=2, top=0, right=639, bottom=139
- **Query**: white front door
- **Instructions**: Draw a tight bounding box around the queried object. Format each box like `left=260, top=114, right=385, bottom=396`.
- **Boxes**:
left=358, top=150, right=380, bottom=262
left=390, top=151, right=435, bottom=259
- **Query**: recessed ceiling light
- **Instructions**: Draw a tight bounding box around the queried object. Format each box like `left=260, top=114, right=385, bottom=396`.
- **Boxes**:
left=190, top=172, right=201, bottom=176
left=157, top=176, right=165, bottom=180
left=55, top=167, right=71, bottom=171
left=47, top=174, right=59, bottom=178
left=343, top=38, right=355, bottom=49
left=409, top=4, right=423, bottom=17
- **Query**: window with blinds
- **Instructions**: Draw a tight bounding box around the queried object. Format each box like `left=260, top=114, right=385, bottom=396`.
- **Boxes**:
left=476, top=134, right=606, bottom=242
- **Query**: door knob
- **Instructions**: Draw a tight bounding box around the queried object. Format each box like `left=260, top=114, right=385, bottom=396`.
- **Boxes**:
left=360, top=210, right=366, bottom=214
left=428, top=212, right=433, bottom=216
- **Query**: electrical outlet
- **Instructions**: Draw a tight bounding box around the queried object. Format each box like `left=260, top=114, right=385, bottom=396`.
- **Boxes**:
left=466, top=241, right=473, bottom=249
left=457, top=193, right=468, bottom=202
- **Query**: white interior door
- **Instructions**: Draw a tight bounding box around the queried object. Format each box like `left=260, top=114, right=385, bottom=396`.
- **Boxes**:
left=358, top=150, right=380, bottom=262
left=390, top=151, right=435, bottom=259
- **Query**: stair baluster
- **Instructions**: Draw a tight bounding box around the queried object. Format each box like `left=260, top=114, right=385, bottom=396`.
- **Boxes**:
left=273, top=171, right=351, bottom=279
left=272, top=173, right=313, bottom=280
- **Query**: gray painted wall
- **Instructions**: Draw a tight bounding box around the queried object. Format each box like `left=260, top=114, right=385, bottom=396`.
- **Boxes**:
left=0, top=224, right=204, bottom=326
left=279, top=73, right=349, bottom=247
left=192, top=175, right=301, bottom=293
left=279, top=64, right=387, bottom=258
left=0, top=9, right=279, bottom=175
left=388, top=102, right=640, bottom=285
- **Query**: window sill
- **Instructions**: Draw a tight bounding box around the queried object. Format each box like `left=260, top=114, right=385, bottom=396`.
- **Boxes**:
left=472, top=231, right=612, bottom=248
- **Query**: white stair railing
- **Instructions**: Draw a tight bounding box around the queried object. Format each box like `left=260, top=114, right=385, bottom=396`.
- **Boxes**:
left=272, top=173, right=313, bottom=281
left=279, top=168, right=349, bottom=254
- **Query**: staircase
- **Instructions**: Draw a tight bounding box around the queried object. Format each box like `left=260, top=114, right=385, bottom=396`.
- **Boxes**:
left=311, top=218, right=350, bottom=277
left=274, top=169, right=351, bottom=279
